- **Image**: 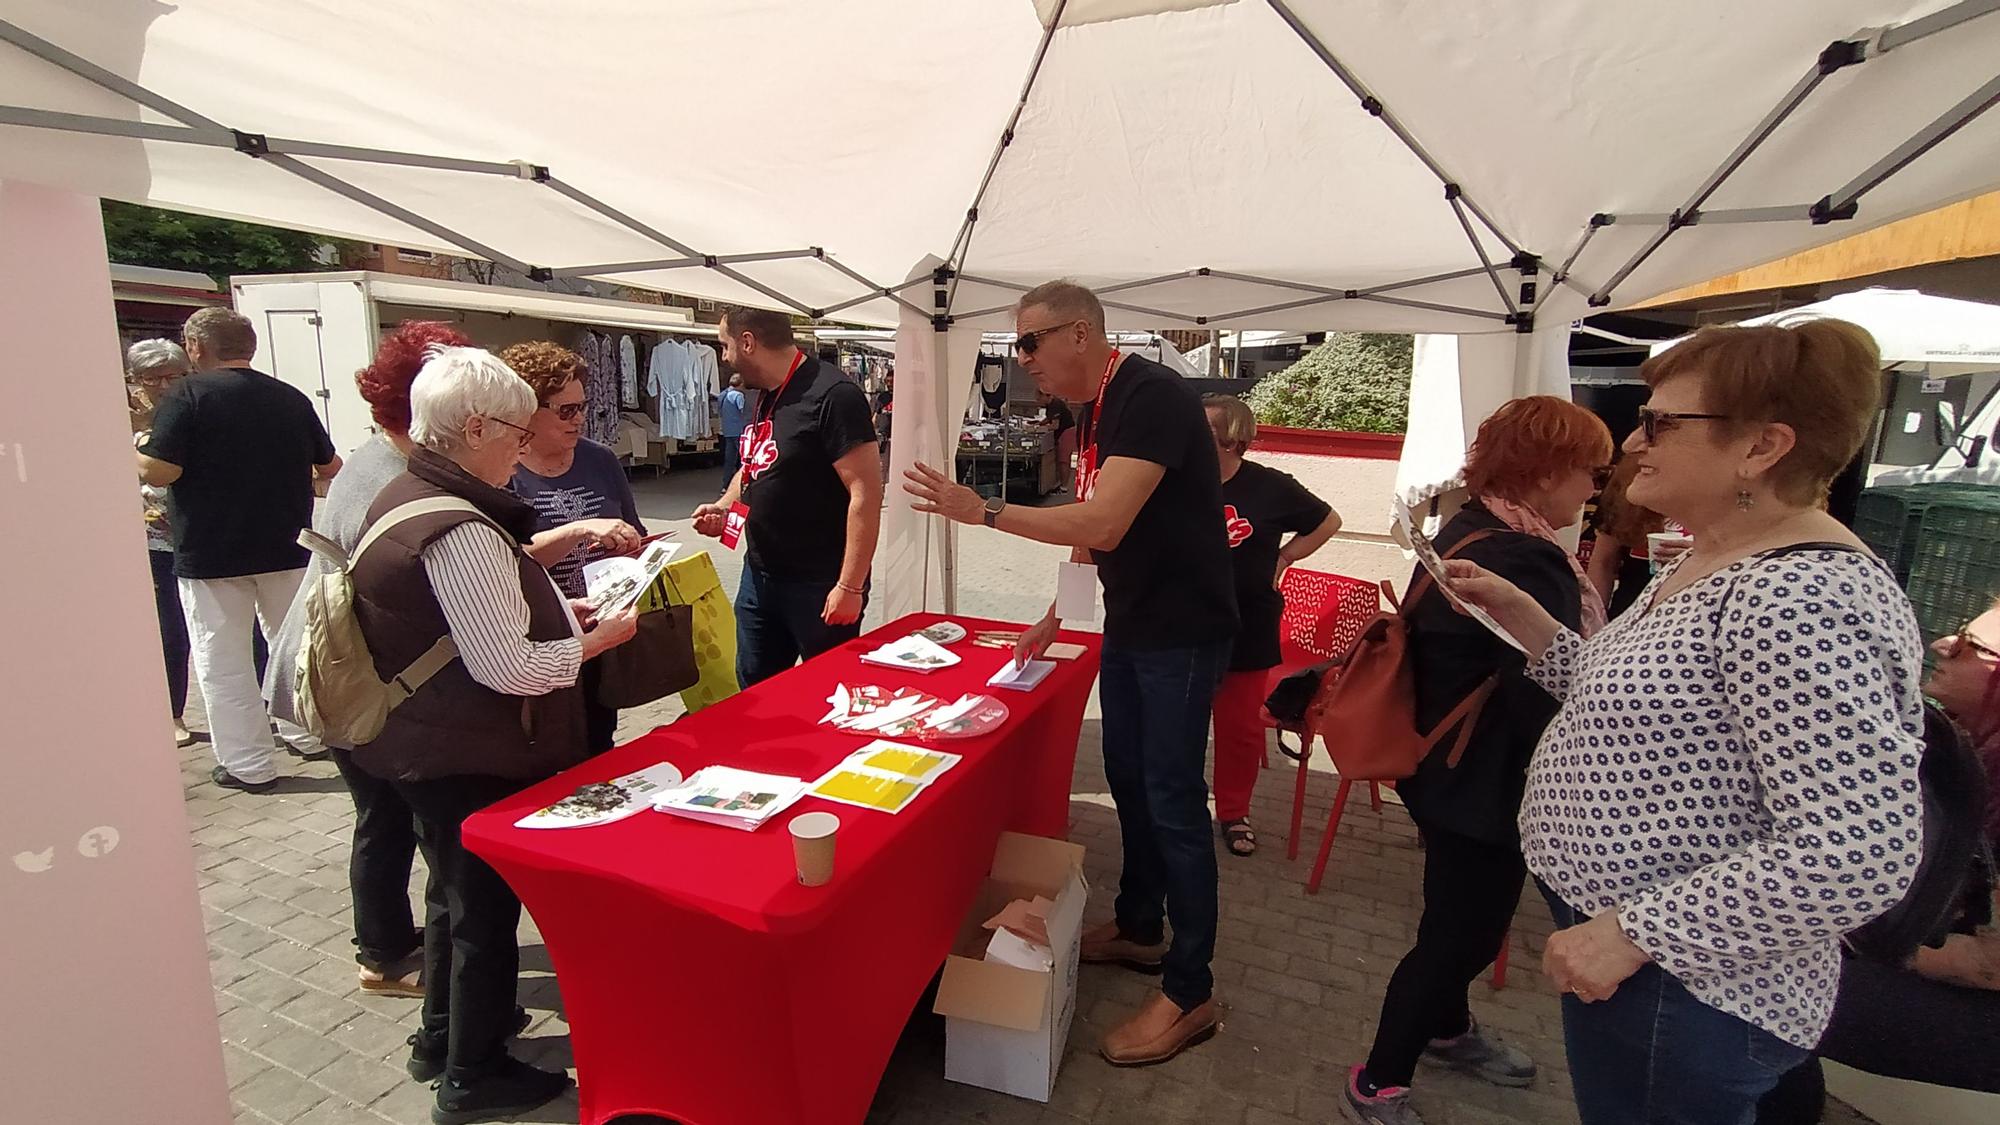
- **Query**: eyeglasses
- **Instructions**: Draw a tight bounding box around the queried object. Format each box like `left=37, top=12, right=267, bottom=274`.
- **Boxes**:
left=483, top=415, right=536, bottom=450
left=1635, top=406, right=1732, bottom=444
left=1014, top=321, right=1083, bottom=356
left=544, top=401, right=586, bottom=421
left=1942, top=622, right=2000, bottom=663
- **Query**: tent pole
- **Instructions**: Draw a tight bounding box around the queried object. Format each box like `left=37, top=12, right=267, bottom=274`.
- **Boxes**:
left=1356, top=293, right=1511, bottom=322
left=550, top=249, right=820, bottom=279
left=1448, top=194, right=1518, bottom=315
left=820, top=256, right=932, bottom=319
left=1097, top=270, right=1203, bottom=297
left=1876, top=0, right=2000, bottom=53
left=259, top=154, right=534, bottom=273
left=934, top=269, right=958, bottom=615
left=1207, top=330, right=1221, bottom=377
left=1262, top=0, right=1524, bottom=255
left=1816, top=71, right=2000, bottom=220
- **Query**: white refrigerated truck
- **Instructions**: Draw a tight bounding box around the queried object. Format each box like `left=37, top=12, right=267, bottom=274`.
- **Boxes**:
left=231, top=270, right=709, bottom=455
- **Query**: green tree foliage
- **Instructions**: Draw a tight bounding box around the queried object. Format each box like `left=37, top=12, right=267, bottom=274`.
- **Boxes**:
left=1245, top=332, right=1413, bottom=433
left=102, top=201, right=340, bottom=286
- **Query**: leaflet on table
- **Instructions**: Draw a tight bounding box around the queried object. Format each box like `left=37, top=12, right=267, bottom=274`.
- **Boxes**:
left=582, top=539, right=683, bottom=617
left=650, top=765, right=808, bottom=830
left=514, top=762, right=685, bottom=829
left=859, top=632, right=961, bottom=673
left=808, top=739, right=963, bottom=814
left=987, top=657, right=1056, bottom=692
left=1391, top=496, right=1528, bottom=654
left=821, top=683, right=1011, bottom=739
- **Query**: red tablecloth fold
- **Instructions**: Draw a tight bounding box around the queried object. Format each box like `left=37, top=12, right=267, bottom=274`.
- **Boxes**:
left=462, top=613, right=1100, bottom=1125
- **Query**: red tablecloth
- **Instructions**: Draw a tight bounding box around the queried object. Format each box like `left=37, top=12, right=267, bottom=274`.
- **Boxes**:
left=462, top=614, right=1100, bottom=1125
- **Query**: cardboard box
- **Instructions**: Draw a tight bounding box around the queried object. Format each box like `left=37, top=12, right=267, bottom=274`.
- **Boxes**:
left=932, top=832, right=1088, bottom=1102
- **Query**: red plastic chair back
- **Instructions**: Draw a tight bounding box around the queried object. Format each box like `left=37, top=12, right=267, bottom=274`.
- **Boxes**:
left=1277, top=568, right=1380, bottom=668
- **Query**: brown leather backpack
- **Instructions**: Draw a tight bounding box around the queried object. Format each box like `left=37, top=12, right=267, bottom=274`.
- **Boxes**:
left=1303, top=529, right=1502, bottom=781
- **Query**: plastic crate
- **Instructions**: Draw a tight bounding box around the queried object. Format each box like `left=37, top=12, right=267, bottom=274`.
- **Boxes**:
left=1855, top=484, right=1996, bottom=583
left=1904, top=493, right=2000, bottom=644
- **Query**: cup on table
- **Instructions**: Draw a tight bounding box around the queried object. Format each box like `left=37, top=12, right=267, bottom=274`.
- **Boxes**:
left=789, top=811, right=840, bottom=887
left=1646, top=530, right=1693, bottom=573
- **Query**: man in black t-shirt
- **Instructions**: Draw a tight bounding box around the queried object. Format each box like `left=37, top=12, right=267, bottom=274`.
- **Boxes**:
left=904, top=281, right=1237, bottom=1067
left=138, top=307, right=341, bottom=793
left=692, top=308, right=880, bottom=687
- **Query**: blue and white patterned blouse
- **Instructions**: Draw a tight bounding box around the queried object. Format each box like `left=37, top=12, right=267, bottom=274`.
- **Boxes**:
left=1519, top=547, right=1927, bottom=1047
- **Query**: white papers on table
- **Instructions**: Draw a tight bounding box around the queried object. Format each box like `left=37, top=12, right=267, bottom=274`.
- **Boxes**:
left=651, top=766, right=808, bottom=831
left=1391, top=497, right=1527, bottom=653
left=514, top=762, right=685, bottom=829
left=582, top=540, right=682, bottom=616
left=859, top=632, right=962, bottom=674
left=987, top=657, right=1056, bottom=692
left=808, top=740, right=964, bottom=815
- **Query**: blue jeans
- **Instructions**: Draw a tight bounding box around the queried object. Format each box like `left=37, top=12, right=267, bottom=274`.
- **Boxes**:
left=735, top=564, right=864, bottom=688
left=722, top=432, right=742, bottom=481
left=1099, top=640, right=1230, bottom=1010
left=1541, top=883, right=1808, bottom=1125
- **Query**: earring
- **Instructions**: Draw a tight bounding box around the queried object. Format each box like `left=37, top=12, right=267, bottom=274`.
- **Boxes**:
left=1736, top=487, right=1755, bottom=511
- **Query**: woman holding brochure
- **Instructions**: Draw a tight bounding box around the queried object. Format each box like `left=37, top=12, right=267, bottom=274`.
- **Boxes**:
left=347, top=347, right=636, bottom=1125
left=1343, top=395, right=1612, bottom=1125
left=1439, top=321, right=1925, bottom=1125
left=503, top=340, right=647, bottom=750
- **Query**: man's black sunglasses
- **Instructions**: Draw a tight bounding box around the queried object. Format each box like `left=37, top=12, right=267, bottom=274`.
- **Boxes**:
left=1014, top=321, right=1083, bottom=356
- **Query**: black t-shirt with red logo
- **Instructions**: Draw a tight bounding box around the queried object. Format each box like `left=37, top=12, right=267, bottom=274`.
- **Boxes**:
left=1081, top=354, right=1238, bottom=650
left=1220, top=460, right=1332, bottom=671
left=739, top=357, right=878, bottom=581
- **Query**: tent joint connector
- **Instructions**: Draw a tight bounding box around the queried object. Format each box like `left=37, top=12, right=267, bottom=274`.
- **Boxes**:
left=1667, top=209, right=1693, bottom=231
left=1590, top=212, right=1615, bottom=227
left=232, top=130, right=268, bottom=157
left=1443, top=182, right=1462, bottom=200
left=810, top=308, right=825, bottom=318
left=931, top=314, right=953, bottom=331
left=703, top=255, right=718, bottom=268
left=1507, top=311, right=1535, bottom=334
left=1197, top=266, right=1212, bottom=276
left=1196, top=316, right=1209, bottom=325
left=1810, top=195, right=1859, bottom=224
left=509, top=161, right=550, bottom=182
left=527, top=267, right=552, bottom=283
left=811, top=246, right=826, bottom=259
left=1510, top=251, right=1540, bottom=274
left=966, top=207, right=979, bottom=221
left=1344, top=289, right=1358, bottom=299
left=1360, top=95, right=1383, bottom=116
left=933, top=266, right=954, bottom=286
left=1818, top=38, right=1867, bottom=75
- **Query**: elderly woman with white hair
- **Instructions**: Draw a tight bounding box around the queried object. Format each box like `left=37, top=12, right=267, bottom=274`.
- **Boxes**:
left=346, top=347, right=636, bottom=1124
left=127, top=337, right=197, bottom=745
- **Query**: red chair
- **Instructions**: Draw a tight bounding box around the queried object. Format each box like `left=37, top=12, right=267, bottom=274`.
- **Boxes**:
left=1261, top=569, right=1381, bottom=861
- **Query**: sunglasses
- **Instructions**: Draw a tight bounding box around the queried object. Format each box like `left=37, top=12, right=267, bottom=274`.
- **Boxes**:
left=1634, top=407, right=1731, bottom=444
left=1943, top=622, right=2000, bottom=663
left=483, top=415, right=536, bottom=450
left=1014, top=321, right=1083, bottom=356
left=1591, top=465, right=1614, bottom=490
left=544, top=401, right=586, bottom=421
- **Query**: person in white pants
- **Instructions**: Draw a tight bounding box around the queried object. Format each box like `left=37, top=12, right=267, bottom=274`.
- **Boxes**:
left=138, top=307, right=342, bottom=792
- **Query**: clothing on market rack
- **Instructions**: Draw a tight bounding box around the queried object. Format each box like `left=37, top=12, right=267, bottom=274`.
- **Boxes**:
left=976, top=353, right=1009, bottom=418
left=578, top=331, right=622, bottom=448
left=646, top=338, right=720, bottom=440
left=618, top=335, right=639, bottom=409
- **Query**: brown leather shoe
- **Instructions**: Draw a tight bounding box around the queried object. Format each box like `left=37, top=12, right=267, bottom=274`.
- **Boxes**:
left=1079, top=921, right=1167, bottom=973
left=1100, top=991, right=1219, bottom=1066
left=358, top=952, right=424, bottom=998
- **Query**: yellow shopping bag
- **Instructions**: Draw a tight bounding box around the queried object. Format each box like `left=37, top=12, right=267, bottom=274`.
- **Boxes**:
left=638, top=549, right=739, bottom=713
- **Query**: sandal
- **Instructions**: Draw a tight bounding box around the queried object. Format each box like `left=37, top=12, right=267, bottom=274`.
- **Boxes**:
left=1220, top=818, right=1257, bottom=857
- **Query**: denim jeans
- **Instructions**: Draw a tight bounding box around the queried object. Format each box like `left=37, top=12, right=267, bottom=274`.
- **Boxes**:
left=735, top=564, right=865, bottom=688
left=1099, top=640, right=1230, bottom=1010
left=1541, top=882, right=1808, bottom=1125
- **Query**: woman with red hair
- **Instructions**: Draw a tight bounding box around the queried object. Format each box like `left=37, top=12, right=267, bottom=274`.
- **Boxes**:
left=1344, top=395, right=1612, bottom=1125
left=266, top=320, right=473, bottom=998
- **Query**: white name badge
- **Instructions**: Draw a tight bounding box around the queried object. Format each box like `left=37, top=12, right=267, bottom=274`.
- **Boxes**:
left=1056, top=560, right=1099, bottom=621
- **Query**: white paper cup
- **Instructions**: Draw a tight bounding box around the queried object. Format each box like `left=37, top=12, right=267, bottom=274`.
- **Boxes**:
left=789, top=811, right=840, bottom=887
left=1647, top=531, right=1693, bottom=573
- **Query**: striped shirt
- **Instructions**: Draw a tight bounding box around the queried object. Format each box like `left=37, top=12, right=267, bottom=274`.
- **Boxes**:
left=421, top=523, right=582, bottom=696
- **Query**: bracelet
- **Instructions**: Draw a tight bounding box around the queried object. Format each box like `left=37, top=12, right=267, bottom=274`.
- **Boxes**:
left=837, top=582, right=865, bottom=595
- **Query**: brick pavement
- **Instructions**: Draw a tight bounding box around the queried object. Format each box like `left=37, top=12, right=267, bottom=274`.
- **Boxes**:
left=181, top=466, right=1875, bottom=1125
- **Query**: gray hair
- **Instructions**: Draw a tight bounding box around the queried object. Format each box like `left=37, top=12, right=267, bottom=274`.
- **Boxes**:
left=182, top=306, right=258, bottom=361
left=1015, top=279, right=1106, bottom=335
left=126, top=338, right=190, bottom=378
left=408, top=346, right=536, bottom=455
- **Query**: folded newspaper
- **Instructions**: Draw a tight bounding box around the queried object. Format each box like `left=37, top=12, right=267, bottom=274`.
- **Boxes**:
left=1392, top=496, right=1527, bottom=654
left=581, top=540, right=681, bottom=617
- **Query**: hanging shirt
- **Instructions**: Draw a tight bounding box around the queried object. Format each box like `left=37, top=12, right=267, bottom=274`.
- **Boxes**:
left=1219, top=460, right=1332, bottom=671
left=740, top=357, right=877, bottom=583
left=1078, top=354, right=1238, bottom=650
left=690, top=343, right=722, bottom=439
left=647, top=340, right=694, bottom=439
left=618, top=335, right=638, bottom=409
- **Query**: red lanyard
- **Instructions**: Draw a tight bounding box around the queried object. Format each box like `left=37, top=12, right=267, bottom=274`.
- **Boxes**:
left=757, top=351, right=808, bottom=424
left=1074, top=350, right=1122, bottom=498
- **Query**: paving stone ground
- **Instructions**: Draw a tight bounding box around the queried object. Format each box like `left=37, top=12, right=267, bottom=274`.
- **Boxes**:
left=183, top=465, right=1875, bottom=1125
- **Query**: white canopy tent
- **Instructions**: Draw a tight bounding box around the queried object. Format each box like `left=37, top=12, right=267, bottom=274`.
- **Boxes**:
left=5, top=0, right=2000, bottom=612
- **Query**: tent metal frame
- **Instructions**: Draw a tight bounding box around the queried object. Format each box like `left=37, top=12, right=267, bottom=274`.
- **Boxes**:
left=3, top=1, right=1998, bottom=327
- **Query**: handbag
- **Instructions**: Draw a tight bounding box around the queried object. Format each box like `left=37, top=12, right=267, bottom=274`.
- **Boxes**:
left=593, top=604, right=699, bottom=709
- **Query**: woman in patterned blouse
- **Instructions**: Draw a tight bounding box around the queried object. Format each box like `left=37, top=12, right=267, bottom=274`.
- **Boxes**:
left=1445, top=319, right=1927, bottom=1125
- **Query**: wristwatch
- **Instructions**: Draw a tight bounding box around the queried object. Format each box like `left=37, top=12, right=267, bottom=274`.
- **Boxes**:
left=982, top=495, right=1006, bottom=527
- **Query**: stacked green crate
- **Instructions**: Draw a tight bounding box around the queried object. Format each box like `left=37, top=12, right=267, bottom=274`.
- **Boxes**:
left=1903, top=489, right=2000, bottom=644
left=1854, top=486, right=1930, bottom=583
